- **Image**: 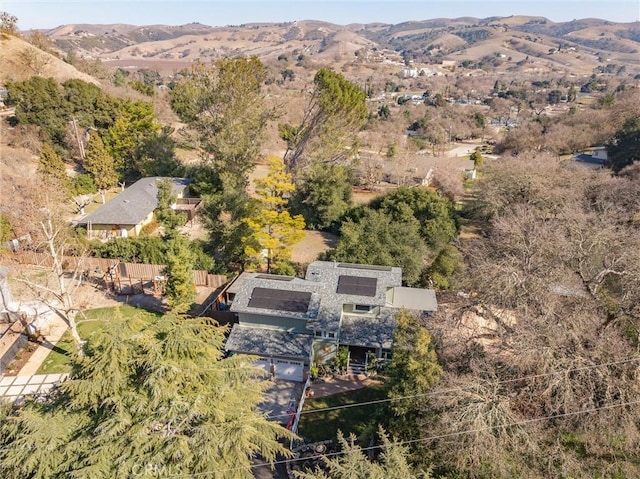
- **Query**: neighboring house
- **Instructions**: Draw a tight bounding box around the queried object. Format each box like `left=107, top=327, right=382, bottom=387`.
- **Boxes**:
left=77, top=177, right=191, bottom=239
left=224, top=261, right=437, bottom=382
left=572, top=146, right=608, bottom=169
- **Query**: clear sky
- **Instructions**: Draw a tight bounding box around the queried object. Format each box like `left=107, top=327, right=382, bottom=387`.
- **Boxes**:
left=4, top=0, right=640, bottom=30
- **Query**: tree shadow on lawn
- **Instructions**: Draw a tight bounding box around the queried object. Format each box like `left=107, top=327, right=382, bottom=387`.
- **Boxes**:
left=297, top=383, right=389, bottom=444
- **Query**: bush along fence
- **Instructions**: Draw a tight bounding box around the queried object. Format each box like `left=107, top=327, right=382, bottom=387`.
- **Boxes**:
left=11, top=251, right=227, bottom=295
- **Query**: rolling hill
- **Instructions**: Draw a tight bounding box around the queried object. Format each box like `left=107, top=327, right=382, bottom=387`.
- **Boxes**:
left=0, top=34, right=101, bottom=85
left=39, top=16, right=640, bottom=78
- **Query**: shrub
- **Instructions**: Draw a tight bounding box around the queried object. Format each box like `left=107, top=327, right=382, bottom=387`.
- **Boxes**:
left=71, top=174, right=97, bottom=195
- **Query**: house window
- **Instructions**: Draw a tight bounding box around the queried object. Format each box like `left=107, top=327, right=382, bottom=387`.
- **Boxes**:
left=354, top=304, right=373, bottom=313
left=327, top=332, right=336, bottom=339
left=314, top=330, right=323, bottom=337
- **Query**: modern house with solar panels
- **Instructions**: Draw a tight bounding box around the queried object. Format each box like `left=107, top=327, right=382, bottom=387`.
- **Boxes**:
left=224, top=261, right=437, bottom=382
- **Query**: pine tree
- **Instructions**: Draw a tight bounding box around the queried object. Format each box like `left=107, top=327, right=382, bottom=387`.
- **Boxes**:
left=163, top=235, right=196, bottom=313
left=294, top=428, right=429, bottom=479
left=0, top=314, right=294, bottom=478
left=38, top=143, right=70, bottom=191
left=470, top=150, right=484, bottom=169
left=282, top=68, right=367, bottom=172
left=243, top=156, right=305, bottom=272
left=83, top=130, right=119, bottom=191
left=169, top=57, right=271, bottom=191
left=155, top=178, right=184, bottom=231
left=386, top=310, right=441, bottom=417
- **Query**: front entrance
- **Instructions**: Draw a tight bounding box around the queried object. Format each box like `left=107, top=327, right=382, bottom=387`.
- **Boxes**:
left=345, top=346, right=378, bottom=375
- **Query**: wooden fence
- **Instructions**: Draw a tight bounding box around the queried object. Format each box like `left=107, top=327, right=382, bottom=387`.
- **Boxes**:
left=11, top=251, right=227, bottom=288
left=12, top=251, right=116, bottom=273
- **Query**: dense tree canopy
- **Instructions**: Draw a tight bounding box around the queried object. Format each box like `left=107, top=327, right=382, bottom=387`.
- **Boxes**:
left=607, top=114, right=640, bottom=172
left=170, top=57, right=271, bottom=190
left=0, top=314, right=293, bottom=478
left=370, top=187, right=458, bottom=249
left=290, top=164, right=353, bottom=230
left=417, top=155, right=640, bottom=478
left=6, top=77, right=160, bottom=182
left=7, top=77, right=69, bottom=144
left=328, top=209, right=426, bottom=285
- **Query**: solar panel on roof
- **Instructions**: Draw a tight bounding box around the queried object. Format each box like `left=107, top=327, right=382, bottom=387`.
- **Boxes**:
left=336, top=275, right=377, bottom=297
left=248, top=287, right=311, bottom=313
left=337, top=263, right=393, bottom=272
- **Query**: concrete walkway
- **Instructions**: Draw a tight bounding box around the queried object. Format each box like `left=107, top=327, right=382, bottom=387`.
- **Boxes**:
left=0, top=373, right=69, bottom=403
left=17, top=313, right=69, bottom=376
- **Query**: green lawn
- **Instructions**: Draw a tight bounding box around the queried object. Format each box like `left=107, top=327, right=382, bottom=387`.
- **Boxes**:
left=36, top=305, right=161, bottom=374
left=297, top=384, right=389, bottom=443
left=83, top=189, right=120, bottom=214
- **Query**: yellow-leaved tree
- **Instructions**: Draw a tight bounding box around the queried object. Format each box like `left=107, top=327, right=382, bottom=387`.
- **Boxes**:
left=243, top=156, right=305, bottom=273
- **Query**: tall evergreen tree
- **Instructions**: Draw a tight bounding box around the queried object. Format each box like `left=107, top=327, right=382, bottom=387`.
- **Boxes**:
left=0, top=314, right=294, bottom=478
left=83, top=131, right=119, bottom=190
left=281, top=68, right=367, bottom=172
left=294, top=428, right=429, bottom=479
left=38, top=143, right=70, bottom=192
left=163, top=236, right=196, bottom=313
left=155, top=179, right=184, bottom=231
left=170, top=57, right=271, bottom=191
left=386, top=309, right=441, bottom=418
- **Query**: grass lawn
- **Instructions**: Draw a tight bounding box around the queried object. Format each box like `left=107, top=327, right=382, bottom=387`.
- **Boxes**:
left=83, top=189, right=120, bottom=215
left=36, top=305, right=161, bottom=374
left=297, top=384, right=389, bottom=443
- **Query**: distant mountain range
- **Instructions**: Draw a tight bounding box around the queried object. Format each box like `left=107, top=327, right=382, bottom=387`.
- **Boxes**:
left=41, top=16, right=640, bottom=76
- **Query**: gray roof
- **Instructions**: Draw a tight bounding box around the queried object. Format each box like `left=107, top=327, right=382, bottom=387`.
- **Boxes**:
left=227, top=261, right=438, bottom=355
left=225, top=325, right=313, bottom=360
left=230, top=262, right=404, bottom=333
left=339, top=309, right=396, bottom=349
left=573, top=153, right=606, bottom=165
left=387, top=287, right=437, bottom=311
left=228, top=272, right=322, bottom=322
left=77, top=177, right=190, bottom=227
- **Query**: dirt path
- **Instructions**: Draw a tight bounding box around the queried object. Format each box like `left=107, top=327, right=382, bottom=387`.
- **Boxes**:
left=291, top=231, right=338, bottom=264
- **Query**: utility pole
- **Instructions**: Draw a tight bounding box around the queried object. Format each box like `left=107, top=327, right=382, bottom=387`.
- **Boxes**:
left=70, top=116, right=85, bottom=160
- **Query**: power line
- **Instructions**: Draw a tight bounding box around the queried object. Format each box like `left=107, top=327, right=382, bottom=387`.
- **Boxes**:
left=290, top=355, right=640, bottom=421
left=1, top=355, right=638, bottom=453
left=169, top=398, right=640, bottom=477
left=3, top=355, right=639, bottom=426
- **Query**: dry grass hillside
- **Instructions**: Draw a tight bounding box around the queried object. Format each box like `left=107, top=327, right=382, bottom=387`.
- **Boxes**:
left=0, top=35, right=100, bottom=86
left=42, top=16, right=639, bottom=80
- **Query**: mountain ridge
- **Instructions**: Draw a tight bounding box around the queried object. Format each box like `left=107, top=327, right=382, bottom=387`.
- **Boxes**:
left=35, top=16, right=640, bottom=77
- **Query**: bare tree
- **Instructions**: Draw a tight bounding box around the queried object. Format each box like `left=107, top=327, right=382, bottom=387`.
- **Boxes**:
left=3, top=179, right=89, bottom=354
left=418, top=155, right=640, bottom=477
